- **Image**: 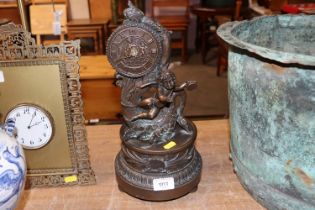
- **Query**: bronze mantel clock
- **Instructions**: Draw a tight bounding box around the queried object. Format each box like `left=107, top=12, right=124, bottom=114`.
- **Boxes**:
left=0, top=23, right=95, bottom=187
left=107, top=1, right=202, bottom=201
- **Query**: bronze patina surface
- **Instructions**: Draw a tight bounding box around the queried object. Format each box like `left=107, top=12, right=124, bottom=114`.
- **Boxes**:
left=106, top=1, right=202, bottom=201
left=217, top=15, right=315, bottom=210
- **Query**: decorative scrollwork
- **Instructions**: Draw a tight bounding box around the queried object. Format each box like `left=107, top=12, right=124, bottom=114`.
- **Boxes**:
left=0, top=23, right=80, bottom=60
left=121, top=144, right=195, bottom=174
left=0, top=23, right=95, bottom=187
left=116, top=149, right=202, bottom=190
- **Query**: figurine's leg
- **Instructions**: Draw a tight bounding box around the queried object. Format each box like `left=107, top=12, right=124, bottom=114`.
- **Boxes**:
left=176, top=92, right=186, bottom=117
left=175, top=92, right=191, bottom=132
left=130, top=107, right=159, bottom=121
left=130, top=113, right=148, bottom=121
left=123, top=116, right=132, bottom=127
left=139, top=98, right=154, bottom=107
left=177, top=116, right=190, bottom=132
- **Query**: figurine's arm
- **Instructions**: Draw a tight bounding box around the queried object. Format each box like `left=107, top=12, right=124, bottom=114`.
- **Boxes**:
left=167, top=61, right=181, bottom=70
left=139, top=81, right=157, bottom=89
left=174, top=81, right=197, bottom=92
left=157, top=88, right=174, bottom=103
left=157, top=94, right=170, bottom=103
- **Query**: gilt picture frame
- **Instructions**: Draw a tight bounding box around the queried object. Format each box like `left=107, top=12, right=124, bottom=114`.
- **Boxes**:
left=0, top=23, right=95, bottom=187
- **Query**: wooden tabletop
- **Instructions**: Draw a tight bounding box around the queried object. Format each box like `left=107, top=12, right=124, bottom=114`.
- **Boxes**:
left=79, top=55, right=116, bottom=80
left=16, top=120, right=265, bottom=210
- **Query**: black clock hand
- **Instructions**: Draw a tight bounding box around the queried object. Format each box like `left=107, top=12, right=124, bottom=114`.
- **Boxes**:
left=28, top=111, right=36, bottom=127
left=28, top=121, right=42, bottom=129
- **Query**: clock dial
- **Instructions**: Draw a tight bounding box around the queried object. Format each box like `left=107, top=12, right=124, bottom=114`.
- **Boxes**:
left=107, top=26, right=161, bottom=77
left=5, top=104, right=54, bottom=149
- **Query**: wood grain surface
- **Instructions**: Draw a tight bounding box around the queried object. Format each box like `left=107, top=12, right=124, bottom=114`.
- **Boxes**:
left=16, top=120, right=266, bottom=210
left=79, top=55, right=121, bottom=120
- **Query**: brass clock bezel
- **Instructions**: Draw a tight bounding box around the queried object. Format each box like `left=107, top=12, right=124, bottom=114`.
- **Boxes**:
left=5, top=103, right=55, bottom=150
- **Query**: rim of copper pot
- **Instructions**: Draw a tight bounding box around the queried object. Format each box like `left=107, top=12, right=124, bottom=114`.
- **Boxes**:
left=217, top=15, right=315, bottom=67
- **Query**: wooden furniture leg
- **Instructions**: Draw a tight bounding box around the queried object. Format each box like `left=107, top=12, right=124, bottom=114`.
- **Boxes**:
left=182, top=30, right=188, bottom=62
left=36, top=34, right=41, bottom=45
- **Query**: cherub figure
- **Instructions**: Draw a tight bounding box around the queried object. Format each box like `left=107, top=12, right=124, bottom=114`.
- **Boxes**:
left=131, top=66, right=196, bottom=132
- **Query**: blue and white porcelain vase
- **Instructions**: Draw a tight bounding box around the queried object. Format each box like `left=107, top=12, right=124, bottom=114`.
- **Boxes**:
left=0, top=120, right=26, bottom=210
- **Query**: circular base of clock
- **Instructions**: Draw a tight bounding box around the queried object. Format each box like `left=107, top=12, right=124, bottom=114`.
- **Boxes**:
left=115, top=148, right=202, bottom=201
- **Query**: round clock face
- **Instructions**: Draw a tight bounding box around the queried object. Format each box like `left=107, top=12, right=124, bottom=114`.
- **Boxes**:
left=5, top=104, right=54, bottom=149
left=107, top=25, right=161, bottom=77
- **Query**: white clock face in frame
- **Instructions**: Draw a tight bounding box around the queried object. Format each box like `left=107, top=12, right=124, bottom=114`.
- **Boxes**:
left=5, top=104, right=54, bottom=149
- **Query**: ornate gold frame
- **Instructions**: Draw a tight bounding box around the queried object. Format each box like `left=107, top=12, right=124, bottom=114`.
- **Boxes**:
left=0, top=23, right=95, bottom=187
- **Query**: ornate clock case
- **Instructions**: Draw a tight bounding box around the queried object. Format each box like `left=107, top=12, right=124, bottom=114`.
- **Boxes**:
left=107, top=2, right=202, bottom=201
left=0, top=23, right=95, bottom=187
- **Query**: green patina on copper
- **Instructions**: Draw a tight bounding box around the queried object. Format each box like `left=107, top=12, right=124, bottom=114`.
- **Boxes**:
left=218, top=15, right=315, bottom=210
